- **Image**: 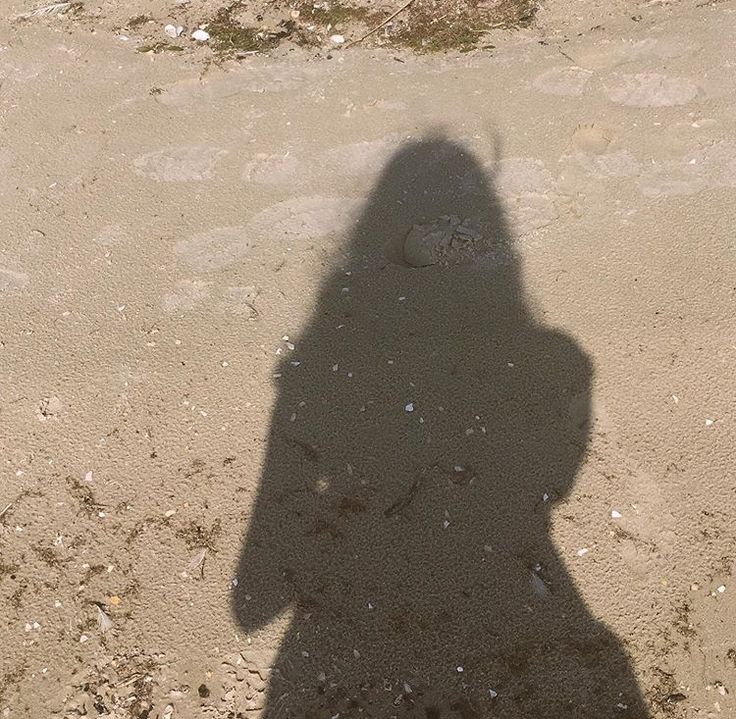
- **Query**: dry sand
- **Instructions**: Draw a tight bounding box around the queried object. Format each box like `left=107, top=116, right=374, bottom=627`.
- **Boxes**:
left=1, top=0, right=735, bottom=717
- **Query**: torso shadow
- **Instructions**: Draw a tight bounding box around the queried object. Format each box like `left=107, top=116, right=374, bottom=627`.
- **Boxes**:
left=233, top=136, right=649, bottom=719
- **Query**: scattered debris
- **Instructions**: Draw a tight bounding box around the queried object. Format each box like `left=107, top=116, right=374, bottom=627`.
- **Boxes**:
left=403, top=215, right=483, bottom=267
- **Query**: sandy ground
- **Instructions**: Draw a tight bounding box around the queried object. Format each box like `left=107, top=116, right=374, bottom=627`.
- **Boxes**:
left=1, top=0, right=736, bottom=717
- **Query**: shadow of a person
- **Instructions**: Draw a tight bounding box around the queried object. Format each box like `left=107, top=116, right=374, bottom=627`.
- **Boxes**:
left=233, top=135, right=648, bottom=718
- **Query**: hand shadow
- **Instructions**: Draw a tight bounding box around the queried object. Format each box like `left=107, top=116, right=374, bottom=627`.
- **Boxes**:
left=233, top=134, right=649, bottom=718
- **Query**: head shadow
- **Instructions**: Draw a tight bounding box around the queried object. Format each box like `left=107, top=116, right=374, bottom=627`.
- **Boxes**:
left=232, top=133, right=649, bottom=718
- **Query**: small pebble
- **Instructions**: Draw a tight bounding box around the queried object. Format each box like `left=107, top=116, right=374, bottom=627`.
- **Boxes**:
left=329, top=34, right=345, bottom=44
left=405, top=402, right=415, bottom=413
left=717, top=585, right=726, bottom=593
left=611, top=510, right=622, bottom=519
left=705, top=418, right=714, bottom=426
left=192, top=29, right=210, bottom=42
left=577, top=548, right=589, bottom=556
left=489, top=689, right=498, bottom=699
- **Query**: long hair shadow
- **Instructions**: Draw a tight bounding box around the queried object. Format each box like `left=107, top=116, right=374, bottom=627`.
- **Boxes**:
left=233, top=134, right=649, bottom=718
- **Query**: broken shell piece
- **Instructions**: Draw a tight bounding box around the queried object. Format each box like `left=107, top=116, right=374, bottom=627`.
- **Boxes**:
left=403, top=216, right=483, bottom=267
left=164, top=24, right=184, bottom=38
left=530, top=570, right=549, bottom=597
left=97, top=606, right=114, bottom=634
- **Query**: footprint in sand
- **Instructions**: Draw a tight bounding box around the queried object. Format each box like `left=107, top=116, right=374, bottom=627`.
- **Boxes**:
left=492, top=158, right=559, bottom=235
left=323, top=135, right=405, bottom=177
left=242, top=135, right=405, bottom=188
left=566, top=124, right=642, bottom=179
left=246, top=196, right=364, bottom=245
left=533, top=66, right=593, bottom=97
left=637, top=141, right=736, bottom=197
left=175, top=227, right=253, bottom=273
left=570, top=124, right=614, bottom=155
left=93, top=224, right=129, bottom=247
left=157, top=64, right=324, bottom=107
left=606, top=73, right=700, bottom=107
left=176, top=197, right=364, bottom=272
left=133, top=145, right=227, bottom=182
left=243, top=153, right=304, bottom=186
left=0, top=268, right=28, bottom=293
left=161, top=279, right=212, bottom=313
left=572, top=37, right=695, bottom=72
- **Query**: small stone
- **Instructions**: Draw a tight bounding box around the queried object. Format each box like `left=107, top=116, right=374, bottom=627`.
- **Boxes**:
left=405, top=402, right=415, bottom=413
left=717, top=585, right=726, bottom=593
left=705, top=418, right=715, bottom=426
left=489, top=689, right=498, bottom=699
left=192, top=29, right=210, bottom=42
left=165, top=509, right=177, bottom=518
left=577, top=548, right=589, bottom=556
left=329, top=34, right=345, bottom=44
left=164, top=24, right=184, bottom=38
left=611, top=510, right=622, bottom=519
